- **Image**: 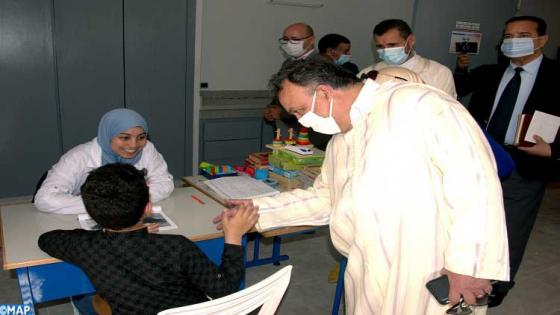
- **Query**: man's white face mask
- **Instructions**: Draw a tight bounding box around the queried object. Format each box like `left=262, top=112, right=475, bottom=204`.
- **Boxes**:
left=298, top=90, right=341, bottom=135
left=281, top=40, right=306, bottom=58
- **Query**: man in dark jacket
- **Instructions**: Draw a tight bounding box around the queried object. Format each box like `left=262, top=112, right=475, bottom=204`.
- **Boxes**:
left=454, top=15, right=560, bottom=307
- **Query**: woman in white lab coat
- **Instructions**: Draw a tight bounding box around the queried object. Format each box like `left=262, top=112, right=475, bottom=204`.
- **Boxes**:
left=34, top=108, right=174, bottom=214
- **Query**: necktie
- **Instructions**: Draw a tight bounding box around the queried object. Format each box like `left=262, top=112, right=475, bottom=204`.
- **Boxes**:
left=487, top=67, right=523, bottom=143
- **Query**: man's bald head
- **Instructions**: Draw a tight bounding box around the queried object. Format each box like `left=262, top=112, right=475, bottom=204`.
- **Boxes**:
left=283, top=23, right=314, bottom=38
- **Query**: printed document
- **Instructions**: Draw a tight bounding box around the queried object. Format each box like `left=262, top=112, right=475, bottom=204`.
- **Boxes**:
left=205, top=176, right=279, bottom=199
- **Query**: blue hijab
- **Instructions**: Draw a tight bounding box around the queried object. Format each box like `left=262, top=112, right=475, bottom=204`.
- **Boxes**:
left=97, top=108, right=149, bottom=166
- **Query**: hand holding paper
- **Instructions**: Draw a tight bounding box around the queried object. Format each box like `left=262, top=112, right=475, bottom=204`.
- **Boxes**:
left=518, top=134, right=552, bottom=157
left=515, top=111, right=560, bottom=151
left=524, top=111, right=560, bottom=144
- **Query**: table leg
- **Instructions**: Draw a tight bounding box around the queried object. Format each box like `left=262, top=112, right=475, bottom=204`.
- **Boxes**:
left=271, top=236, right=288, bottom=266
left=244, top=234, right=290, bottom=268
left=252, top=233, right=261, bottom=262
left=16, top=268, right=36, bottom=315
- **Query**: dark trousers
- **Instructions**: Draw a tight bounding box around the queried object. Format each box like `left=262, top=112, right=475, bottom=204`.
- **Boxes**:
left=494, top=170, right=547, bottom=294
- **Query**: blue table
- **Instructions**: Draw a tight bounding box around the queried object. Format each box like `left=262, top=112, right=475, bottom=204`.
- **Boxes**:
left=1, top=187, right=229, bottom=315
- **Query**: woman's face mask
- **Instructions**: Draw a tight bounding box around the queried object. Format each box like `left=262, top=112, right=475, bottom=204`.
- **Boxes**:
left=500, top=37, right=540, bottom=58
left=298, top=90, right=341, bottom=135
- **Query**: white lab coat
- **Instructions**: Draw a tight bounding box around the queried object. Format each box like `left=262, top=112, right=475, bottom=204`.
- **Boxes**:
left=34, top=138, right=174, bottom=214
left=359, top=54, right=457, bottom=98
left=253, top=80, right=508, bottom=314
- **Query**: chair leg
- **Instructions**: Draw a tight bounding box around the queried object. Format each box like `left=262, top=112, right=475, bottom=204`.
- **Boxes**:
left=332, top=257, right=347, bottom=315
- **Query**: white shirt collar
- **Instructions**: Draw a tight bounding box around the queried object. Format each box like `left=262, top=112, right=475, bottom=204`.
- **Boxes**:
left=349, top=79, right=380, bottom=125
left=509, top=54, right=542, bottom=75
left=400, top=51, right=418, bottom=69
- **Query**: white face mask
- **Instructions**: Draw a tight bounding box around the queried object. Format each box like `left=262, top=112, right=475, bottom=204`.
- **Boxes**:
left=500, top=37, right=538, bottom=58
left=281, top=41, right=306, bottom=58
left=298, top=90, right=341, bottom=135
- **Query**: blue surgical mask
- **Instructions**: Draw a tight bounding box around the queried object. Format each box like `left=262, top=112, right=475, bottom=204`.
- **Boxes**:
left=500, top=38, right=537, bottom=58
left=335, top=54, right=351, bottom=65
left=377, top=37, right=411, bottom=65
left=377, top=46, right=410, bottom=65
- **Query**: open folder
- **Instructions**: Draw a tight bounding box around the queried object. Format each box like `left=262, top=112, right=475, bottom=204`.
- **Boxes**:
left=204, top=176, right=279, bottom=200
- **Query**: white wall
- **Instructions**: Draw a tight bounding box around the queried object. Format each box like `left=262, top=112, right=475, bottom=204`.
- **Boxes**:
left=518, top=0, right=560, bottom=60
left=201, top=0, right=414, bottom=91
left=412, top=0, right=516, bottom=69
left=199, top=0, right=559, bottom=91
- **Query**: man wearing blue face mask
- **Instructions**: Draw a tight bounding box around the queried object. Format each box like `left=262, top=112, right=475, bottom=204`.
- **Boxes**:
left=317, top=33, right=360, bottom=75
left=358, top=19, right=457, bottom=98
left=454, top=15, right=560, bottom=308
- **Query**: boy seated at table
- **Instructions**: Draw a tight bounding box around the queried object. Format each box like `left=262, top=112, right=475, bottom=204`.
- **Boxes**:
left=38, top=163, right=258, bottom=315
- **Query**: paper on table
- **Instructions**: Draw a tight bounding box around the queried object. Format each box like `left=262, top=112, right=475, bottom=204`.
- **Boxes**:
left=204, top=176, right=279, bottom=200
left=524, top=110, right=560, bottom=143
left=77, top=205, right=177, bottom=231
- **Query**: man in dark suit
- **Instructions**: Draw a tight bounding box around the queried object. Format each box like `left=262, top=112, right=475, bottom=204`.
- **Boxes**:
left=454, top=15, right=560, bottom=307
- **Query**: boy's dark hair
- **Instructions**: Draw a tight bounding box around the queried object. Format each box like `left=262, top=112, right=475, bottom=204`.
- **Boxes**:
left=81, top=163, right=149, bottom=230
left=505, top=16, right=547, bottom=36
left=269, top=59, right=360, bottom=96
left=318, top=33, right=351, bottom=54
left=373, top=19, right=413, bottom=39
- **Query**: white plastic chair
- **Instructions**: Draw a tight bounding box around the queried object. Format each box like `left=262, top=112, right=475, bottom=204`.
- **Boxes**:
left=158, top=265, right=293, bottom=315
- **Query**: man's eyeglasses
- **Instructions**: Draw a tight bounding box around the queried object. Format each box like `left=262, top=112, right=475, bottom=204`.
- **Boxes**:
left=278, top=35, right=312, bottom=44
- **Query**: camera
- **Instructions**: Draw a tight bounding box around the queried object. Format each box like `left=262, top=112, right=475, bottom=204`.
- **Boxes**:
left=456, top=41, right=478, bottom=54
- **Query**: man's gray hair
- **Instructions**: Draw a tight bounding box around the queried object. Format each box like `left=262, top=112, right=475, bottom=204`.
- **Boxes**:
left=269, top=60, right=360, bottom=96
